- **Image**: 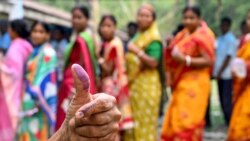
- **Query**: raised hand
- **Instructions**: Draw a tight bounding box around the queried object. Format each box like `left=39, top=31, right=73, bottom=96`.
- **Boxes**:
left=49, top=64, right=121, bottom=141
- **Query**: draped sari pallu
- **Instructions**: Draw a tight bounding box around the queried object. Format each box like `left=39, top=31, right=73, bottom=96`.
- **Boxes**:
left=0, top=38, right=33, bottom=141
left=101, top=37, right=133, bottom=130
left=56, top=31, right=97, bottom=130
left=162, top=22, right=215, bottom=141
left=18, top=43, right=58, bottom=141
left=228, top=36, right=250, bottom=141
left=0, top=86, right=14, bottom=141
left=124, top=22, right=162, bottom=141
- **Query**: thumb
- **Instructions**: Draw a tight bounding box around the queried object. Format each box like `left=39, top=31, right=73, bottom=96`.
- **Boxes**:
left=71, top=64, right=92, bottom=104
left=71, top=64, right=90, bottom=94
left=66, top=64, right=92, bottom=121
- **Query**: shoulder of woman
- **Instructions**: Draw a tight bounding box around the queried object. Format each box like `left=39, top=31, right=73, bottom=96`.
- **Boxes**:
left=194, top=27, right=215, bottom=44
left=110, top=37, right=123, bottom=48
left=245, top=33, right=250, bottom=42
left=148, top=40, right=162, bottom=47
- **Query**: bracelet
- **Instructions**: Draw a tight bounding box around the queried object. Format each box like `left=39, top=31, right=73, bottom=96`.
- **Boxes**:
left=137, top=50, right=145, bottom=58
left=185, top=55, right=191, bottom=66
left=98, top=58, right=105, bottom=64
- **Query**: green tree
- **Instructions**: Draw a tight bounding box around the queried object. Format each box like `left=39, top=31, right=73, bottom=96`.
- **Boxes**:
left=37, top=0, right=250, bottom=37
left=196, top=0, right=250, bottom=36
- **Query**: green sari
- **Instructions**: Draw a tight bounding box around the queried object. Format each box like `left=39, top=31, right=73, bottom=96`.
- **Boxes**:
left=64, top=32, right=98, bottom=75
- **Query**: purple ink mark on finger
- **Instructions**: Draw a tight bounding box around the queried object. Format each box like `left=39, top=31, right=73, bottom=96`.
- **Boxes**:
left=72, top=64, right=90, bottom=90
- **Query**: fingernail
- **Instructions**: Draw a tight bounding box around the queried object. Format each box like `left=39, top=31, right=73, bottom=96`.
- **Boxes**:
left=72, top=64, right=90, bottom=89
left=77, top=111, right=84, bottom=118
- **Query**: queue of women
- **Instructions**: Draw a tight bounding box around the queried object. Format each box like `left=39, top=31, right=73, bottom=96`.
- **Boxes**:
left=0, top=3, right=250, bottom=141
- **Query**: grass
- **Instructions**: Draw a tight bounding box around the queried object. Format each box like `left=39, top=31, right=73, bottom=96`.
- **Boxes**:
left=210, top=80, right=225, bottom=129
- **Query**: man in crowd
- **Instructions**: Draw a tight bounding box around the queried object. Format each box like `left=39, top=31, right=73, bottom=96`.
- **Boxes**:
left=213, top=17, right=238, bottom=126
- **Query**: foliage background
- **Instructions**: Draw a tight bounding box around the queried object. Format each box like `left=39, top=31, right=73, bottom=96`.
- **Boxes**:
left=38, top=0, right=250, bottom=37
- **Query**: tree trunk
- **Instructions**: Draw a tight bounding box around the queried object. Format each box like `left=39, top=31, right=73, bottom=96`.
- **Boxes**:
left=185, top=0, right=196, bottom=6
left=216, top=0, right=222, bottom=22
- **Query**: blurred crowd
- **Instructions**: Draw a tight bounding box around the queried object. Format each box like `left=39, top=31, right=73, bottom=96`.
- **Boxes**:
left=0, top=3, right=250, bottom=141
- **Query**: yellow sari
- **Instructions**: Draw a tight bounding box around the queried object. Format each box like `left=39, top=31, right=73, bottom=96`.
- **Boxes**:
left=124, top=22, right=162, bottom=141
left=227, top=35, right=250, bottom=141
left=161, top=21, right=215, bottom=141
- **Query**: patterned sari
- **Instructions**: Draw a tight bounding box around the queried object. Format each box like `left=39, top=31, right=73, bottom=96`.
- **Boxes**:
left=228, top=34, right=250, bottom=141
left=56, top=31, right=97, bottom=130
left=124, top=22, right=162, bottom=141
left=18, top=43, right=58, bottom=141
left=161, top=21, right=215, bottom=141
left=100, top=37, right=133, bottom=130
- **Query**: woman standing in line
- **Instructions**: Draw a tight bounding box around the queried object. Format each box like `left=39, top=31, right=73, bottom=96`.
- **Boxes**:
left=124, top=4, right=164, bottom=141
left=98, top=15, right=133, bottom=134
left=56, top=6, right=98, bottom=130
left=0, top=19, right=33, bottom=141
left=227, top=10, right=250, bottom=141
left=161, top=6, right=215, bottom=140
left=18, top=22, right=57, bottom=141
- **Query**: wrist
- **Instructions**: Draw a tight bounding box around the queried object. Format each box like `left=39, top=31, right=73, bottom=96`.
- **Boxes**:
left=49, top=121, right=69, bottom=141
left=185, top=55, right=191, bottom=66
left=98, top=58, right=105, bottom=64
left=137, top=50, right=145, bottom=58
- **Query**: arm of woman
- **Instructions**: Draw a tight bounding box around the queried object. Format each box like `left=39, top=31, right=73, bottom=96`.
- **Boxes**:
left=99, top=47, right=116, bottom=75
left=189, top=36, right=214, bottom=68
left=99, top=59, right=114, bottom=74
left=128, top=41, right=161, bottom=68
left=31, top=50, right=58, bottom=124
left=189, top=49, right=213, bottom=67
left=139, top=41, right=162, bottom=68
left=172, top=42, right=213, bottom=68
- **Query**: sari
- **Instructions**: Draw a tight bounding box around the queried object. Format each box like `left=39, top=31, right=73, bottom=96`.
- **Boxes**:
left=124, top=22, right=162, bottom=141
left=0, top=38, right=33, bottom=141
left=227, top=34, right=250, bottom=141
left=56, top=31, right=97, bottom=130
left=161, top=21, right=215, bottom=141
left=18, top=43, right=58, bottom=141
left=100, top=37, right=133, bottom=130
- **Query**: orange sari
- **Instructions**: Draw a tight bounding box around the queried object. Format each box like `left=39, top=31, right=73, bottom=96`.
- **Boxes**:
left=227, top=34, right=250, bottom=141
left=161, top=21, right=215, bottom=141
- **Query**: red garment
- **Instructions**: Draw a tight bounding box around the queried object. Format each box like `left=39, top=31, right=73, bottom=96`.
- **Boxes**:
left=100, top=37, right=133, bottom=130
left=56, top=36, right=97, bottom=130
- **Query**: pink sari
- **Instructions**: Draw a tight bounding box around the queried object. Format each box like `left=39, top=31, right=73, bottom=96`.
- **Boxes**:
left=0, top=38, right=33, bottom=140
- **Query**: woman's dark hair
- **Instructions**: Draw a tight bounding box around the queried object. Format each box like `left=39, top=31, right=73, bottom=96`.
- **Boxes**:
left=183, top=6, right=201, bottom=17
left=173, top=24, right=184, bottom=36
left=241, top=20, right=246, bottom=28
left=127, top=22, right=137, bottom=29
left=31, top=21, right=50, bottom=33
left=99, top=15, right=117, bottom=26
left=9, top=19, right=29, bottom=39
left=72, top=6, right=90, bottom=19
